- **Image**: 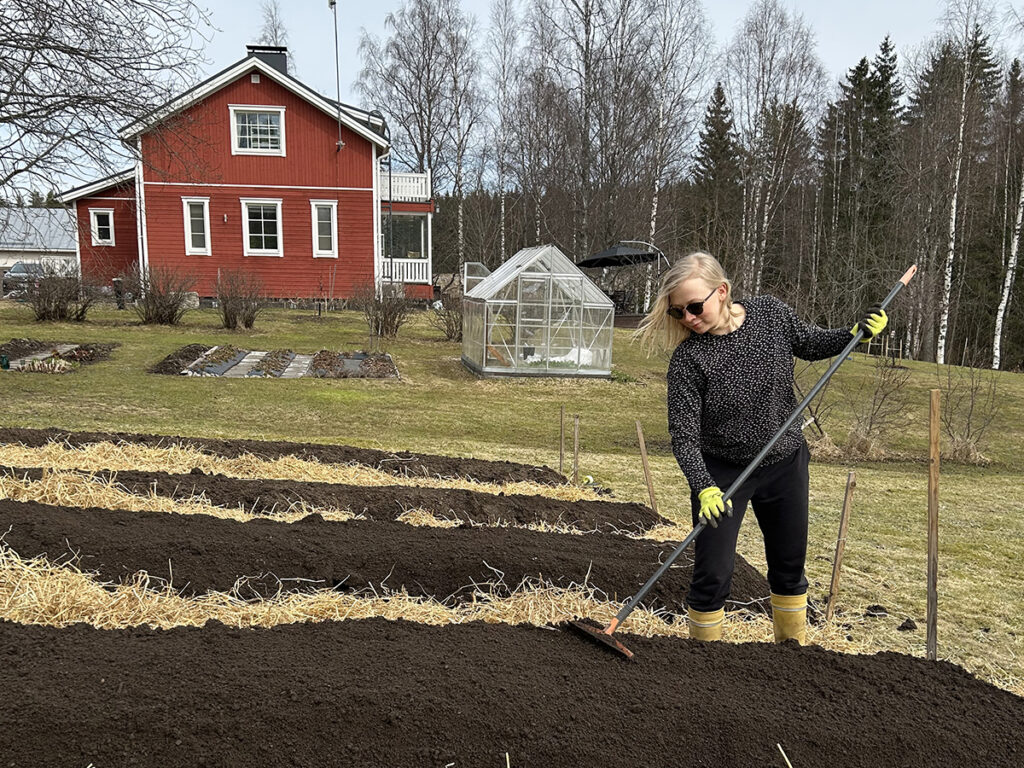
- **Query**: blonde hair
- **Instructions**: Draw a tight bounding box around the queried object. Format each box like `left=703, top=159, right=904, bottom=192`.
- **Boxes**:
left=632, top=251, right=738, bottom=354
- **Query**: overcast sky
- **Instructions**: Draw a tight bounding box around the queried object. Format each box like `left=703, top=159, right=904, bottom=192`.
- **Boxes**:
left=196, top=0, right=961, bottom=109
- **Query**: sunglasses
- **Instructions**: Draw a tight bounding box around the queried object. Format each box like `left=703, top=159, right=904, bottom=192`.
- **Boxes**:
left=667, top=287, right=718, bottom=319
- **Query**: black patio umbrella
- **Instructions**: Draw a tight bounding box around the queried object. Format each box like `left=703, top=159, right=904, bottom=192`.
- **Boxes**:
left=577, top=241, right=669, bottom=271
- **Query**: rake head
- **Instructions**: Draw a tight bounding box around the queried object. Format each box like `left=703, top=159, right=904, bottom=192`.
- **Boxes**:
left=566, top=618, right=635, bottom=661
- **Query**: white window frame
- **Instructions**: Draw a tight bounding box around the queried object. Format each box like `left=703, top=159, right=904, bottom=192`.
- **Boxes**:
left=240, top=198, right=284, bottom=257
left=181, top=197, right=211, bottom=256
left=310, top=200, right=338, bottom=258
left=89, top=208, right=115, bottom=246
left=229, top=105, right=286, bottom=156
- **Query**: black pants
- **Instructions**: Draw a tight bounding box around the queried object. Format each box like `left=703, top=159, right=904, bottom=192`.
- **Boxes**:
left=686, top=443, right=810, bottom=612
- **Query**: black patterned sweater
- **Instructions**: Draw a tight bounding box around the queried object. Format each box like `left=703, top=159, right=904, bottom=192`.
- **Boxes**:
left=667, top=295, right=851, bottom=493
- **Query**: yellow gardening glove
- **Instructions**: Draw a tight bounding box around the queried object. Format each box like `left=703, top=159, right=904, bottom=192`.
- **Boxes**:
left=698, top=486, right=732, bottom=529
left=851, top=304, right=887, bottom=341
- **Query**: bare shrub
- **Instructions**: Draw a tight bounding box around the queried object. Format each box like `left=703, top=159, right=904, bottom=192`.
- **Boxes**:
left=845, top=356, right=913, bottom=458
left=351, top=281, right=413, bottom=339
left=429, top=290, right=463, bottom=341
left=24, top=263, right=99, bottom=322
left=794, top=360, right=838, bottom=441
left=936, top=361, right=998, bottom=464
left=216, top=269, right=265, bottom=330
left=124, top=265, right=196, bottom=325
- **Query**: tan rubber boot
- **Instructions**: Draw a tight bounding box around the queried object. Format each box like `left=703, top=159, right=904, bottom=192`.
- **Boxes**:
left=687, top=606, right=724, bottom=641
left=770, top=592, right=807, bottom=645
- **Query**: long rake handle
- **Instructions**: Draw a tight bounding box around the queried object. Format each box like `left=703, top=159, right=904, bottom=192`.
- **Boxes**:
left=604, top=264, right=917, bottom=634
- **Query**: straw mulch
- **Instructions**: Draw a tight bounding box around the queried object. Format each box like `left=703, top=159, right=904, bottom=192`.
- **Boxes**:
left=0, top=441, right=600, bottom=502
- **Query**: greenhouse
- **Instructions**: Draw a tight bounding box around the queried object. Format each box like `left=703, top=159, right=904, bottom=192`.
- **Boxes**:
left=461, top=244, right=615, bottom=377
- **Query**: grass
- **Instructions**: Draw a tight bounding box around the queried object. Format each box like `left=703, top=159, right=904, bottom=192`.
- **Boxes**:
left=0, top=300, right=1023, bottom=693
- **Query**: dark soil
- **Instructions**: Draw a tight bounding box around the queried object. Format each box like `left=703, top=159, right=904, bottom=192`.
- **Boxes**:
left=0, top=338, right=118, bottom=367
left=1, top=618, right=1021, bottom=767
left=0, top=499, right=768, bottom=607
left=148, top=344, right=211, bottom=375
left=307, top=350, right=398, bottom=378
left=0, top=465, right=668, bottom=531
left=190, top=345, right=248, bottom=375
left=0, top=426, right=564, bottom=484
left=358, top=353, right=399, bottom=378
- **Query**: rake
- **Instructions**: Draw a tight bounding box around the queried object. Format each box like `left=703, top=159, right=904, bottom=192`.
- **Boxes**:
left=568, top=264, right=918, bottom=660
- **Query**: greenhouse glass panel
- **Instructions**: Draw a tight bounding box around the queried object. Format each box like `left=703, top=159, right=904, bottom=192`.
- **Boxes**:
left=461, top=244, right=614, bottom=377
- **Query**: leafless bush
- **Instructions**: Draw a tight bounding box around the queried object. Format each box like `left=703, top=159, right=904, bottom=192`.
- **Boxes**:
left=845, top=356, right=913, bottom=458
left=429, top=290, right=463, bottom=341
left=124, top=265, right=196, bottom=325
left=216, top=269, right=265, bottom=329
left=936, top=361, right=998, bottom=464
left=351, top=281, right=413, bottom=339
left=25, top=263, right=99, bottom=322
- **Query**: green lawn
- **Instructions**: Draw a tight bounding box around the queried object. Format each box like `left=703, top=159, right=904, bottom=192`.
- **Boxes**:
left=1, top=300, right=1022, bottom=691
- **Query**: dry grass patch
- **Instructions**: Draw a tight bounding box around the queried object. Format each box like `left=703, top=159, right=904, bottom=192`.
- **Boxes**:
left=0, top=441, right=599, bottom=502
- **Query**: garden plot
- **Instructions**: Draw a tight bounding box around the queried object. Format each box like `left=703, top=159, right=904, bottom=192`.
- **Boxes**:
left=1, top=430, right=1021, bottom=766
left=2, top=619, right=1023, bottom=767
left=0, top=338, right=117, bottom=372
left=151, top=344, right=399, bottom=378
left=0, top=426, right=563, bottom=484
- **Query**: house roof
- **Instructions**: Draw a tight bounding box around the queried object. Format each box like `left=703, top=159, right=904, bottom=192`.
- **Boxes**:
left=118, top=54, right=390, bottom=150
left=58, top=169, right=135, bottom=204
left=465, top=244, right=614, bottom=307
left=0, top=208, right=77, bottom=253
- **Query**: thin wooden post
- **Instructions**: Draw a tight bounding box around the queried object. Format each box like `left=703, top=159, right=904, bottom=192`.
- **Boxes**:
left=572, top=415, right=580, bottom=485
left=635, top=420, right=658, bottom=514
left=559, top=405, right=565, bottom=476
left=927, top=389, right=940, bottom=661
left=826, top=471, right=856, bottom=622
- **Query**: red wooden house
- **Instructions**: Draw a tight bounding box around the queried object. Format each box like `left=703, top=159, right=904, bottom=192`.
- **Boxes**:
left=61, top=46, right=434, bottom=300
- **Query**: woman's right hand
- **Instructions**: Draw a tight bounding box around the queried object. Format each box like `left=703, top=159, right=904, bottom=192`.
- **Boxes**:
left=698, top=486, right=733, bottom=528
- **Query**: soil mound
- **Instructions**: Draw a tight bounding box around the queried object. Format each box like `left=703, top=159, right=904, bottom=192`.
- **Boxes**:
left=0, top=426, right=563, bottom=484
left=1, top=618, right=1020, bottom=767
left=148, top=344, right=210, bottom=374
left=0, top=499, right=767, bottom=608
left=0, top=465, right=667, bottom=531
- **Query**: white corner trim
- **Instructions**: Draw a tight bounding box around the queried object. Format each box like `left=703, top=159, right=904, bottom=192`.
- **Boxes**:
left=182, top=197, right=212, bottom=256
left=89, top=208, right=115, bottom=247
left=240, top=197, right=284, bottom=257
left=309, top=199, right=339, bottom=258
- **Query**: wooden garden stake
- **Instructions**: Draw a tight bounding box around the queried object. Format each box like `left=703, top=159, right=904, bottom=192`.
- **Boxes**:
left=572, top=415, right=580, bottom=485
left=927, top=389, right=940, bottom=661
left=635, top=420, right=658, bottom=514
left=825, top=471, right=856, bottom=622
left=559, top=405, right=565, bottom=476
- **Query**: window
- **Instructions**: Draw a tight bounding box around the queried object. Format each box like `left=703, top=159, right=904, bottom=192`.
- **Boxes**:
left=89, top=209, right=114, bottom=246
left=384, top=214, right=425, bottom=259
left=229, top=105, right=286, bottom=156
left=310, top=200, right=338, bottom=258
left=182, top=197, right=211, bottom=255
left=240, top=198, right=283, bottom=256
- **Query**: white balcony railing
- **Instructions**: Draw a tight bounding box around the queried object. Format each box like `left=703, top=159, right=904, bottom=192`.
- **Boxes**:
left=379, top=169, right=431, bottom=202
left=382, top=257, right=431, bottom=284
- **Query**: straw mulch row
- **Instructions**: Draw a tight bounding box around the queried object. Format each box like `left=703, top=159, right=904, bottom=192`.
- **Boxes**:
left=0, top=499, right=768, bottom=608
left=0, top=427, right=563, bottom=484
left=0, top=465, right=666, bottom=531
left=3, top=617, right=1022, bottom=768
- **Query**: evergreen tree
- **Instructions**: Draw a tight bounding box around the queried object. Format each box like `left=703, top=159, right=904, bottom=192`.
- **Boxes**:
left=692, top=82, right=742, bottom=187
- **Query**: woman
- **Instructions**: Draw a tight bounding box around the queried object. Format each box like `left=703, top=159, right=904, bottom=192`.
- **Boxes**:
left=634, top=252, right=886, bottom=644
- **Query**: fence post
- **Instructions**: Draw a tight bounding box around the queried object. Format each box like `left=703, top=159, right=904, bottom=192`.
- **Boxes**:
left=572, top=415, right=580, bottom=486
left=826, top=471, right=856, bottom=622
left=927, top=389, right=940, bottom=661
left=559, top=405, right=565, bottom=477
left=635, top=420, right=658, bottom=514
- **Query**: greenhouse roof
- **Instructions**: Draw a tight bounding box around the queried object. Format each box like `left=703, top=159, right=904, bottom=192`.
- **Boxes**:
left=465, top=244, right=614, bottom=306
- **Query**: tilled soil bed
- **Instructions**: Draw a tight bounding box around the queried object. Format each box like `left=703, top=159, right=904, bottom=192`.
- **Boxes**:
left=0, top=465, right=666, bottom=531
left=148, top=344, right=210, bottom=375
left=0, top=499, right=767, bottom=607
left=0, top=427, right=563, bottom=484
left=0, top=338, right=117, bottom=367
left=2, top=618, right=1021, bottom=767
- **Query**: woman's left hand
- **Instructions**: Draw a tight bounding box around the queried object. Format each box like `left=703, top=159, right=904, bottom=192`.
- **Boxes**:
left=698, top=486, right=733, bottom=528
left=851, top=305, right=887, bottom=340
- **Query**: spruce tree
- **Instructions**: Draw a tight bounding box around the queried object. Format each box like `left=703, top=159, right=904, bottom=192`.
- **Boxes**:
left=692, top=82, right=741, bottom=188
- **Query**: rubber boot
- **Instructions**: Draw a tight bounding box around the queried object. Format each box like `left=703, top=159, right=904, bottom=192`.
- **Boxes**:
left=687, top=606, right=724, bottom=641
left=771, top=592, right=807, bottom=645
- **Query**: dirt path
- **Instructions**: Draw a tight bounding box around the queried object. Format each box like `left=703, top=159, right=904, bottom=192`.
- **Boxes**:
left=0, top=465, right=667, bottom=531
left=2, top=618, right=1021, bottom=767
left=0, top=427, right=563, bottom=484
left=0, top=499, right=767, bottom=607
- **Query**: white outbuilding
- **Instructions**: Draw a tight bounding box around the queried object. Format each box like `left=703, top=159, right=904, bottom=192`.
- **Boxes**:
left=461, top=244, right=615, bottom=377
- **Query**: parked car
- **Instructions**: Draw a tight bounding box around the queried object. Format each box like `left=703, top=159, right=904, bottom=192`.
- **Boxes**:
left=2, top=261, right=45, bottom=295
